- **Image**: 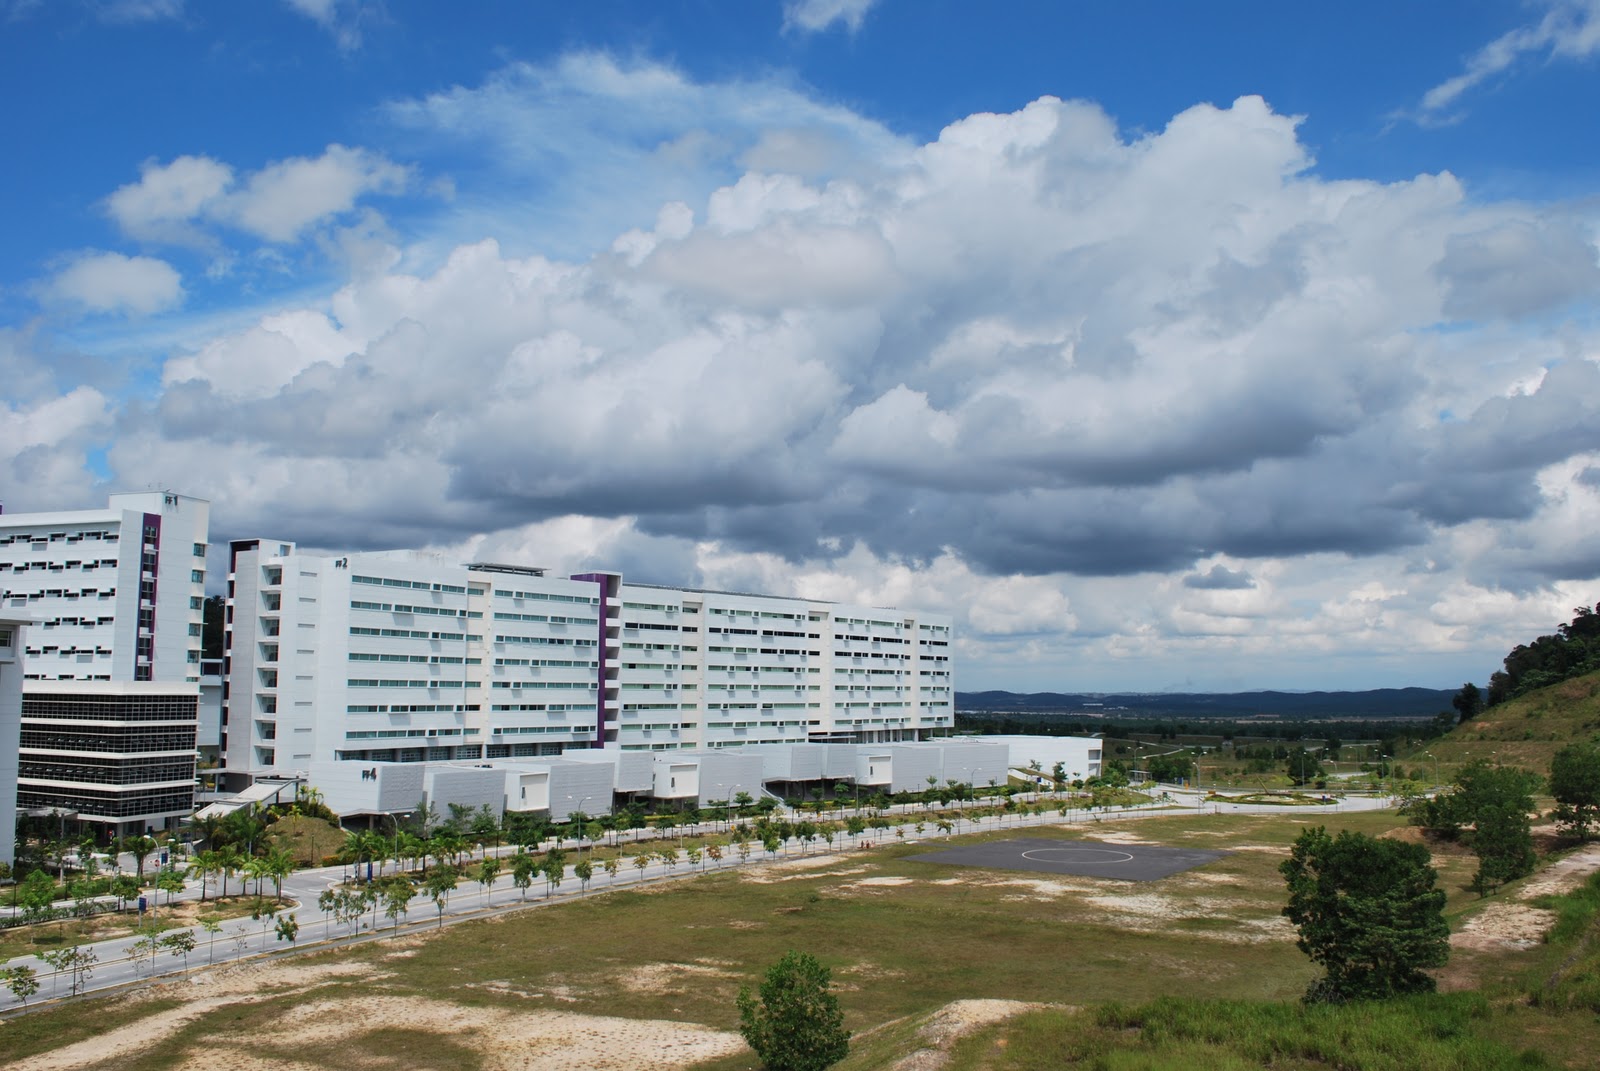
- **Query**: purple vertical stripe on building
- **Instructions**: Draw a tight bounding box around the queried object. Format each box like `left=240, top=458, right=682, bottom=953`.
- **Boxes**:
left=138, top=512, right=161, bottom=682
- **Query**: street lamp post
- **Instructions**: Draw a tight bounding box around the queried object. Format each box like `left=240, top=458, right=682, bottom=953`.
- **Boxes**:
left=574, top=796, right=593, bottom=846
left=389, top=811, right=412, bottom=875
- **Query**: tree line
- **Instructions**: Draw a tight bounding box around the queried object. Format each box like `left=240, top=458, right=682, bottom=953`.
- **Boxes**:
left=1482, top=603, right=1600, bottom=707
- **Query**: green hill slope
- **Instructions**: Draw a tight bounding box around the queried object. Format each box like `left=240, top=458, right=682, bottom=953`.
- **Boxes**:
left=1414, top=670, right=1600, bottom=777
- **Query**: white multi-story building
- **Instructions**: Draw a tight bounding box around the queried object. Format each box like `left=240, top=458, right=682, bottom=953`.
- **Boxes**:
left=0, top=492, right=210, bottom=684
left=221, top=542, right=954, bottom=787
left=0, top=614, right=30, bottom=865
left=0, top=494, right=209, bottom=838
left=617, top=583, right=955, bottom=751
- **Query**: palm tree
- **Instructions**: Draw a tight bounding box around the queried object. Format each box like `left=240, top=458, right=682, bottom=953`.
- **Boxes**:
left=221, top=806, right=268, bottom=856
left=187, top=850, right=219, bottom=902
left=340, top=830, right=370, bottom=879
left=395, top=831, right=425, bottom=876
left=360, top=830, right=388, bottom=877
left=262, top=846, right=294, bottom=902
left=245, top=856, right=271, bottom=907
left=219, top=845, right=247, bottom=899
left=187, top=812, right=224, bottom=851
left=434, top=831, right=466, bottom=869
left=124, top=834, right=158, bottom=881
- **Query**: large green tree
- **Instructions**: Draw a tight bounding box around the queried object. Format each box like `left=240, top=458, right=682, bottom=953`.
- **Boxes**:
left=737, top=950, right=849, bottom=1071
left=1285, top=747, right=1325, bottom=787
left=1550, top=741, right=1600, bottom=840
left=1472, top=802, right=1537, bottom=894
left=1280, top=827, right=1449, bottom=1002
left=1145, top=753, right=1194, bottom=783
left=1408, top=760, right=1540, bottom=892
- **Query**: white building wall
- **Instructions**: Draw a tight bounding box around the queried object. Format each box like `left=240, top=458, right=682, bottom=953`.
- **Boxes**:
left=739, top=742, right=821, bottom=782
left=425, top=766, right=506, bottom=821
left=691, top=750, right=766, bottom=808
left=933, top=740, right=1012, bottom=790
left=820, top=744, right=859, bottom=780
left=562, top=746, right=654, bottom=793
left=886, top=744, right=942, bottom=794
left=996, top=735, right=1104, bottom=781
left=0, top=492, right=208, bottom=686
left=544, top=758, right=615, bottom=821
left=622, top=585, right=953, bottom=752
left=856, top=749, right=892, bottom=787
left=482, top=568, right=606, bottom=757
left=653, top=758, right=699, bottom=801
left=309, top=760, right=427, bottom=816
left=0, top=616, right=28, bottom=866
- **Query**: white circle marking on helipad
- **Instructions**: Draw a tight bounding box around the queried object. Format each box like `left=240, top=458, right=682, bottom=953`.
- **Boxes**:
left=1018, top=847, right=1135, bottom=864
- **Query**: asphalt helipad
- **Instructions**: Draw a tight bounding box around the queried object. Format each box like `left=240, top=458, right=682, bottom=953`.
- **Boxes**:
left=908, top=837, right=1229, bottom=882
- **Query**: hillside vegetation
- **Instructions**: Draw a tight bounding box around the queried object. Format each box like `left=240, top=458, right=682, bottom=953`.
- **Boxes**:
left=1400, top=604, right=1600, bottom=778
left=1421, top=670, right=1600, bottom=776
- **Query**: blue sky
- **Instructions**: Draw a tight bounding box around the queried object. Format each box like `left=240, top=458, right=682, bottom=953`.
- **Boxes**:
left=3, top=0, right=1600, bottom=692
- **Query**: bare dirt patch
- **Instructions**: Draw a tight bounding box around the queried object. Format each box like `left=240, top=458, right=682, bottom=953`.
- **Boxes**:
left=8, top=947, right=743, bottom=1071
left=1519, top=843, right=1600, bottom=899
left=619, top=961, right=739, bottom=995
left=1379, top=825, right=1427, bottom=844
left=10, top=995, right=241, bottom=1071
left=187, top=995, right=744, bottom=1071
left=740, top=861, right=869, bottom=884
left=888, top=999, right=1057, bottom=1071
left=1080, top=831, right=1157, bottom=845
left=1076, top=893, right=1291, bottom=944
left=1448, top=843, right=1600, bottom=959
left=1453, top=903, right=1557, bottom=953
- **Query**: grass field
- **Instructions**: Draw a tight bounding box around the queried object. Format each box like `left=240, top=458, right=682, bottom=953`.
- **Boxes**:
left=11, top=805, right=1568, bottom=1071
left=0, top=894, right=283, bottom=961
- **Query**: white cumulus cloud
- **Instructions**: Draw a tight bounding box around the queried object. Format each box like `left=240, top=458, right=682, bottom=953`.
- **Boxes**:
left=104, top=145, right=409, bottom=247
left=45, top=251, right=183, bottom=315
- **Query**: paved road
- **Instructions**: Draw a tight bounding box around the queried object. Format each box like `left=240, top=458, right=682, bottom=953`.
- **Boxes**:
left=0, top=789, right=1398, bottom=1011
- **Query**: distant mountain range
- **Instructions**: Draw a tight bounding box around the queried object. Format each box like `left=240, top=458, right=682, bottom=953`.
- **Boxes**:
left=956, top=688, right=1457, bottom=719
